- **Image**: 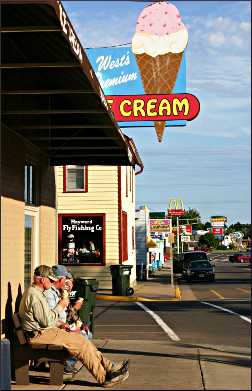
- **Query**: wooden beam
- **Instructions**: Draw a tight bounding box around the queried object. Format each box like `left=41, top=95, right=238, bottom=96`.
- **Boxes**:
left=29, top=136, right=118, bottom=140
left=0, top=26, right=61, bottom=33
left=4, top=109, right=105, bottom=115
left=47, top=146, right=123, bottom=150
left=50, top=154, right=127, bottom=158
left=13, top=124, right=114, bottom=129
left=1, top=89, right=95, bottom=95
left=0, top=63, right=80, bottom=69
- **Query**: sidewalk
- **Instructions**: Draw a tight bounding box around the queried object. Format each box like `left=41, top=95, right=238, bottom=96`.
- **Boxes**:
left=11, top=265, right=251, bottom=390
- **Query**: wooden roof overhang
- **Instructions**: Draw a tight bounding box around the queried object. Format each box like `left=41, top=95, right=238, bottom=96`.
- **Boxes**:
left=0, top=0, right=134, bottom=166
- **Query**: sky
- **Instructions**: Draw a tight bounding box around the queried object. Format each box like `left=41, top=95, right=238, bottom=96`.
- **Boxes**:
left=62, top=1, right=251, bottom=225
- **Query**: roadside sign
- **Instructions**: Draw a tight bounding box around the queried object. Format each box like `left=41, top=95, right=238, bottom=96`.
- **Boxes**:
left=149, top=212, right=165, bottom=219
left=212, top=227, right=224, bottom=235
left=149, top=219, right=172, bottom=233
left=211, top=221, right=225, bottom=227
left=180, top=225, right=192, bottom=235
left=167, top=209, right=185, bottom=216
left=181, top=236, right=190, bottom=242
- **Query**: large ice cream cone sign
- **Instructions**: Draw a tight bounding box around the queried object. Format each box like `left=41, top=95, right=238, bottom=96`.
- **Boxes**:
left=132, top=1, right=188, bottom=142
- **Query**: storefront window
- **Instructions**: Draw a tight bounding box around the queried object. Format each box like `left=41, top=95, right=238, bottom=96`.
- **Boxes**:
left=24, top=214, right=33, bottom=289
left=58, top=214, right=105, bottom=265
left=63, top=165, right=88, bottom=192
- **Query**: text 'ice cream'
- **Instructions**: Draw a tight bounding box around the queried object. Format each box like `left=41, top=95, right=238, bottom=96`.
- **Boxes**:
left=132, top=1, right=188, bottom=142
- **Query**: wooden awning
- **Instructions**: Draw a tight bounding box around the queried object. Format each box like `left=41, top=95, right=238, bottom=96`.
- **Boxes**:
left=0, top=0, right=135, bottom=166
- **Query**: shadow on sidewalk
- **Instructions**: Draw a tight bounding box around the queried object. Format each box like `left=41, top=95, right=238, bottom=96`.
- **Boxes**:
left=99, top=347, right=251, bottom=368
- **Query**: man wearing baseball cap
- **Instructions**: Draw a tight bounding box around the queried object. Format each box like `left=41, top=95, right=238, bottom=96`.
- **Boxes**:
left=19, top=264, right=129, bottom=387
left=43, top=264, right=78, bottom=374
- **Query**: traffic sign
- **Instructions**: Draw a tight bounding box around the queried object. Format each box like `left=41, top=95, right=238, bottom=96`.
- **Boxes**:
left=181, top=236, right=190, bottom=242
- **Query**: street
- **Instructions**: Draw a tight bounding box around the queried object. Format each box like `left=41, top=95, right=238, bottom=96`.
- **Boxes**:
left=94, top=254, right=250, bottom=351
left=87, top=254, right=251, bottom=389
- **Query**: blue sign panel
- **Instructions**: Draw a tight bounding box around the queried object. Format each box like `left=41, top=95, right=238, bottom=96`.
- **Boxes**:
left=86, top=46, right=186, bottom=127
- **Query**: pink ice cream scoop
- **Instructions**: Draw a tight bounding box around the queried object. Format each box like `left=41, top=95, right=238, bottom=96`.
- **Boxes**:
left=136, top=1, right=186, bottom=36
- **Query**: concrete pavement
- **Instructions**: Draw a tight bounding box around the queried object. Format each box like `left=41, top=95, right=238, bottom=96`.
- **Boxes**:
left=11, top=264, right=251, bottom=390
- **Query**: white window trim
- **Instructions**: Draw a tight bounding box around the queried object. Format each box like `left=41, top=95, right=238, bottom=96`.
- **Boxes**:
left=24, top=206, right=40, bottom=269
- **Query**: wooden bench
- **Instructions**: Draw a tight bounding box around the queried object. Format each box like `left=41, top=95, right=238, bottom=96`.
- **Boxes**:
left=12, top=313, right=70, bottom=385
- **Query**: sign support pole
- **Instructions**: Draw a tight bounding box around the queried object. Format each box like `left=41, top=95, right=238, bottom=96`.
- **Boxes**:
left=170, top=221, right=174, bottom=288
left=177, top=216, right=180, bottom=254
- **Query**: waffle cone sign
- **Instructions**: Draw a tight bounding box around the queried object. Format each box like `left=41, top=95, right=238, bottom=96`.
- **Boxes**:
left=132, top=1, right=190, bottom=142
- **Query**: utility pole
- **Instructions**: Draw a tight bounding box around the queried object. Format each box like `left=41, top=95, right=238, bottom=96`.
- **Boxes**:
left=168, top=220, right=174, bottom=288
left=176, top=216, right=180, bottom=254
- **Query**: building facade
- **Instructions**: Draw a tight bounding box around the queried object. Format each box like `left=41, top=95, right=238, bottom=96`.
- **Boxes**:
left=55, top=139, right=143, bottom=289
left=0, top=0, right=139, bottom=337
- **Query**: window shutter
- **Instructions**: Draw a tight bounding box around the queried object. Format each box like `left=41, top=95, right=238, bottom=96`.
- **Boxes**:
left=122, top=212, right=128, bottom=261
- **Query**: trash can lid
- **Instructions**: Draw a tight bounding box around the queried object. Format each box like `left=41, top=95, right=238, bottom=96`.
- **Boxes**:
left=110, top=264, right=133, bottom=270
left=77, top=278, right=98, bottom=286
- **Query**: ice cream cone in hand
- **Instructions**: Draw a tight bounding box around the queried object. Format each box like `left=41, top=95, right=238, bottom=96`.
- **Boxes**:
left=132, top=1, right=188, bottom=142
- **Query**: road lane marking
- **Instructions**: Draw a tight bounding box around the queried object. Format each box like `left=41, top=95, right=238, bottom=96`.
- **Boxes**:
left=237, top=288, right=250, bottom=294
left=210, top=289, right=225, bottom=299
left=136, top=301, right=180, bottom=341
left=201, top=301, right=251, bottom=324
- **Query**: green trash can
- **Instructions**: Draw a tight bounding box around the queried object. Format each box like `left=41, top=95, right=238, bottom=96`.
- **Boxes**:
left=110, top=265, right=134, bottom=296
left=71, top=278, right=99, bottom=334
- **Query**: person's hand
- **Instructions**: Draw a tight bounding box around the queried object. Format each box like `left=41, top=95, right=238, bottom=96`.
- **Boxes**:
left=58, top=297, right=70, bottom=309
left=73, top=297, right=84, bottom=310
left=63, top=323, right=70, bottom=332
left=56, top=320, right=65, bottom=328
left=82, top=324, right=89, bottom=333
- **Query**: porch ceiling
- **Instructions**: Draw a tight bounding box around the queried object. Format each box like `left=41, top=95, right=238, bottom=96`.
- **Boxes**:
left=1, top=0, right=134, bottom=166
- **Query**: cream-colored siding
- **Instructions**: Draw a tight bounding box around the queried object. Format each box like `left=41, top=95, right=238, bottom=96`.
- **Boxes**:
left=1, top=197, right=24, bottom=322
left=40, top=206, right=57, bottom=265
left=1, top=126, right=56, bottom=334
left=120, top=166, right=137, bottom=285
left=55, top=165, right=137, bottom=289
left=56, top=166, right=120, bottom=288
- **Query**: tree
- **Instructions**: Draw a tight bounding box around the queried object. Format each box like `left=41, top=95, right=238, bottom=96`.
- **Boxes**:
left=204, top=221, right=212, bottom=230
left=172, top=208, right=204, bottom=230
left=198, top=232, right=218, bottom=249
left=226, top=223, right=251, bottom=239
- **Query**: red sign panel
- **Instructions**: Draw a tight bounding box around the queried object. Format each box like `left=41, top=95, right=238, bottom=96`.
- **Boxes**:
left=167, top=209, right=185, bottom=216
left=107, top=94, right=200, bottom=122
left=179, top=225, right=192, bottom=234
left=212, top=227, right=224, bottom=235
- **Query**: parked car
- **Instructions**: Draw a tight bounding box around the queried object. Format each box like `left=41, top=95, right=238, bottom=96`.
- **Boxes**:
left=229, top=252, right=251, bottom=263
left=182, top=260, right=215, bottom=282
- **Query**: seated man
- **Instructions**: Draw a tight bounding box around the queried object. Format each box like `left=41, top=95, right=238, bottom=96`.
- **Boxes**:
left=19, top=265, right=129, bottom=387
left=44, top=265, right=91, bottom=374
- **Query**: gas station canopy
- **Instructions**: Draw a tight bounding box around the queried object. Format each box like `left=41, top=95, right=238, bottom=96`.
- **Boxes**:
left=1, top=0, right=136, bottom=166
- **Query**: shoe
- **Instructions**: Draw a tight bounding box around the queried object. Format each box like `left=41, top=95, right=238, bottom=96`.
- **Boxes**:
left=63, top=365, right=78, bottom=375
left=102, top=370, right=129, bottom=388
left=110, top=359, right=129, bottom=375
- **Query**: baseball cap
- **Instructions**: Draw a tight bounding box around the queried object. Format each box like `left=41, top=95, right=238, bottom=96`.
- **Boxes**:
left=52, top=265, right=72, bottom=279
left=34, top=265, right=58, bottom=281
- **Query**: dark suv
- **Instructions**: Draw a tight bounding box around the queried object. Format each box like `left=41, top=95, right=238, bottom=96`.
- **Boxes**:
left=174, top=251, right=215, bottom=282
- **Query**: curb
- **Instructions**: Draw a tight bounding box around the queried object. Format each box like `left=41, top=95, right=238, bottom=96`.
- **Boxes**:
left=175, top=286, right=182, bottom=300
